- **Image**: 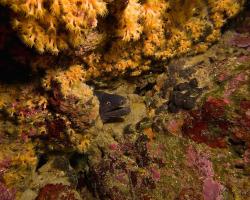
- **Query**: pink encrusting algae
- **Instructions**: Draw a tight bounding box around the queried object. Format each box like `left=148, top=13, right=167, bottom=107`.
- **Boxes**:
left=186, top=146, right=224, bottom=200
left=0, top=182, right=16, bottom=200
left=229, top=34, right=250, bottom=48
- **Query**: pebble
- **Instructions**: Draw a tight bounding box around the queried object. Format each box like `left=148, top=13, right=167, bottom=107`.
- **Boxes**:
left=168, top=102, right=179, bottom=113
left=155, top=102, right=168, bottom=114
left=179, top=68, right=195, bottom=78
left=189, top=78, right=198, bottom=88
left=183, top=97, right=196, bottom=110
left=166, top=77, right=202, bottom=112
left=172, top=92, right=185, bottom=106
left=124, top=124, right=136, bottom=135
left=174, top=82, right=190, bottom=91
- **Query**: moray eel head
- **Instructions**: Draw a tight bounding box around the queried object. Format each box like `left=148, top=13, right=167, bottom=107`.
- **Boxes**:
left=95, top=91, right=131, bottom=123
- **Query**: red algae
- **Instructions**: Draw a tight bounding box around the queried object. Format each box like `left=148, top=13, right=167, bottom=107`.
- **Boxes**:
left=183, top=71, right=250, bottom=149
left=36, top=184, right=78, bottom=200
left=182, top=97, right=229, bottom=148
left=46, top=119, right=66, bottom=139
left=203, top=97, right=228, bottom=120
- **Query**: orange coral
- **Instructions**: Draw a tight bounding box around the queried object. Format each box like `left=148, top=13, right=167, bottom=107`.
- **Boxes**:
left=0, top=0, right=245, bottom=76
left=116, top=0, right=143, bottom=41
left=0, top=0, right=107, bottom=54
left=208, top=0, right=242, bottom=28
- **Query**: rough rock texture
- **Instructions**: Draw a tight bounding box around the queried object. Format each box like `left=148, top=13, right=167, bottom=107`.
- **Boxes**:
left=0, top=1, right=250, bottom=200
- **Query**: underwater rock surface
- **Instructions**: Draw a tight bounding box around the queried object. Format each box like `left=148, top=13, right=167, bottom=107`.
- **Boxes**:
left=0, top=1, right=250, bottom=200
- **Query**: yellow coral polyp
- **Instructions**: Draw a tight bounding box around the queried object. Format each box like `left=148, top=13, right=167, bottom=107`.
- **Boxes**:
left=208, top=0, right=241, bottom=28
left=22, top=0, right=45, bottom=18
left=62, top=0, right=107, bottom=31
left=21, top=33, right=35, bottom=48
left=0, top=142, right=37, bottom=189
left=117, top=0, right=143, bottom=41
left=64, top=65, right=87, bottom=84
left=142, top=0, right=166, bottom=30
left=45, top=15, right=58, bottom=33
left=44, top=65, right=87, bottom=96
left=0, top=0, right=245, bottom=75
left=185, top=18, right=208, bottom=42
left=50, top=0, right=61, bottom=16
left=0, top=0, right=108, bottom=54
left=69, top=32, right=85, bottom=47
left=57, top=36, right=69, bottom=50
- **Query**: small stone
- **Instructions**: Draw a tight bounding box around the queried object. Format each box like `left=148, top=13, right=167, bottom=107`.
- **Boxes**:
left=124, top=124, right=136, bottom=135
left=174, top=82, right=190, bottom=91
left=183, top=97, right=196, bottom=110
left=165, top=77, right=177, bottom=88
left=179, top=68, right=195, bottom=78
left=152, top=116, right=164, bottom=133
left=192, top=87, right=203, bottom=95
left=189, top=78, right=198, bottom=88
left=144, top=96, right=156, bottom=108
left=136, top=117, right=152, bottom=131
left=155, top=102, right=168, bottom=114
left=172, top=92, right=185, bottom=106
left=168, top=102, right=179, bottom=113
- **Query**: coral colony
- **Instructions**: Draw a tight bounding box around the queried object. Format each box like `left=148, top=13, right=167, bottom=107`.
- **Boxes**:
left=0, top=0, right=249, bottom=199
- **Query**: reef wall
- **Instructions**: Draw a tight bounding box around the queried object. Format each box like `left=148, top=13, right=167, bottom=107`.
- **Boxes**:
left=0, top=0, right=245, bottom=78
left=0, top=0, right=249, bottom=200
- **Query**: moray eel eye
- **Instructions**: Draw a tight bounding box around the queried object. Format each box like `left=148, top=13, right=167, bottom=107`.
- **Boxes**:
left=95, top=91, right=131, bottom=123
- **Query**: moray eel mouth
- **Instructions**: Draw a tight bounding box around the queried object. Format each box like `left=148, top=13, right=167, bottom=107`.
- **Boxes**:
left=95, top=91, right=131, bottom=123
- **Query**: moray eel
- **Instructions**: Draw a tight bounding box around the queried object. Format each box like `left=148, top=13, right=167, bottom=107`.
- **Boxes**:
left=95, top=91, right=131, bottom=123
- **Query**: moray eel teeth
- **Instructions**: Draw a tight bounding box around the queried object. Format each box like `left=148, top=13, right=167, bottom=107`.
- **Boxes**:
left=95, top=91, right=131, bottom=123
